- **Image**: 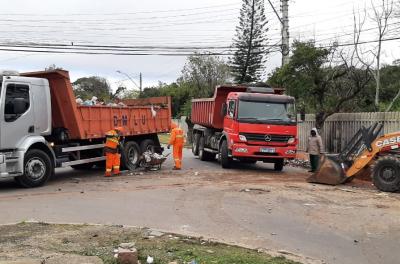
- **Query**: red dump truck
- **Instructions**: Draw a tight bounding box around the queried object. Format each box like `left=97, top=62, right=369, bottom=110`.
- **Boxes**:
left=0, top=70, right=171, bottom=187
left=191, top=85, right=297, bottom=170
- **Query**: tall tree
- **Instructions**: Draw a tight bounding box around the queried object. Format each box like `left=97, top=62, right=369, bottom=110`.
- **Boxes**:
left=268, top=41, right=372, bottom=129
left=353, top=0, right=394, bottom=110
left=230, top=0, right=268, bottom=83
left=180, top=53, right=231, bottom=98
left=73, top=76, right=111, bottom=101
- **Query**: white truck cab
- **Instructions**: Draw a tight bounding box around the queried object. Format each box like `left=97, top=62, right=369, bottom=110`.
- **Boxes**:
left=0, top=71, right=53, bottom=185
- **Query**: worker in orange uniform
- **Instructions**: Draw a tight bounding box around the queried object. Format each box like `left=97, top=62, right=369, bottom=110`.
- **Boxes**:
left=104, top=127, right=124, bottom=177
left=167, top=122, right=184, bottom=170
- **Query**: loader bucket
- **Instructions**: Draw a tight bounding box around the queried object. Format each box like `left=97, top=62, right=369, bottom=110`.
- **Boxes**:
left=307, top=154, right=348, bottom=185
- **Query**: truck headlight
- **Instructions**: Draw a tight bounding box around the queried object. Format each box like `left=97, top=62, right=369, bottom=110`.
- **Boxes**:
left=288, top=137, right=295, bottom=144
left=285, top=150, right=296, bottom=155
left=239, top=135, right=247, bottom=142
left=235, top=147, right=248, bottom=153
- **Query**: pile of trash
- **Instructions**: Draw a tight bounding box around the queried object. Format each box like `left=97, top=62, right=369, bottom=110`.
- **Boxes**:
left=139, top=151, right=169, bottom=170
left=75, top=96, right=127, bottom=107
left=287, top=158, right=311, bottom=169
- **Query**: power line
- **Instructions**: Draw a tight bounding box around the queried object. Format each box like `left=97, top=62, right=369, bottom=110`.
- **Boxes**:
left=290, top=3, right=386, bottom=30
left=290, top=0, right=370, bottom=17
left=0, top=11, right=243, bottom=24
left=0, top=41, right=282, bottom=50
left=316, top=35, right=400, bottom=49
left=0, top=2, right=243, bottom=16
left=294, top=21, right=400, bottom=44
left=0, top=47, right=282, bottom=56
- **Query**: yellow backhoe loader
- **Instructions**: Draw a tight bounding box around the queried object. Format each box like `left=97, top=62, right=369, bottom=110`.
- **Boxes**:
left=308, top=123, right=400, bottom=192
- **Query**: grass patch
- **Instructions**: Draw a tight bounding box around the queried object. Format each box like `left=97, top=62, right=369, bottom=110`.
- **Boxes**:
left=158, top=133, right=171, bottom=145
left=0, top=223, right=301, bottom=264
left=158, top=133, right=191, bottom=148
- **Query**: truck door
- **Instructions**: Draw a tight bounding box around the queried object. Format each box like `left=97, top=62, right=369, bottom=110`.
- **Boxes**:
left=0, top=82, right=35, bottom=149
left=224, top=99, right=237, bottom=135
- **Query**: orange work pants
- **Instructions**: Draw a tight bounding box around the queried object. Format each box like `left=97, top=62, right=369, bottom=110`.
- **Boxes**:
left=105, top=152, right=121, bottom=176
left=173, top=144, right=183, bottom=169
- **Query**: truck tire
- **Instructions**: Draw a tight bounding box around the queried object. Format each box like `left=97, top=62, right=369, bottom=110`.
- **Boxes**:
left=122, top=141, right=141, bottom=171
left=192, top=133, right=200, bottom=156
left=220, top=140, right=232, bottom=168
left=16, top=149, right=53, bottom=188
left=198, top=136, right=215, bottom=161
left=372, top=155, right=400, bottom=192
left=140, top=139, right=156, bottom=153
left=274, top=158, right=284, bottom=171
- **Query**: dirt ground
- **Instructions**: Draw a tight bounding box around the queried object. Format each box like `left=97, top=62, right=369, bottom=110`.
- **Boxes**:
left=0, top=150, right=399, bottom=264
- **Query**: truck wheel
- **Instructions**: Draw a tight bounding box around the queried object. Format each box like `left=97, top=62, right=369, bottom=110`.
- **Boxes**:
left=122, top=141, right=141, bottom=171
left=192, top=133, right=200, bottom=156
left=16, top=149, right=53, bottom=188
left=372, top=155, right=400, bottom=192
left=274, top=159, right=284, bottom=171
left=140, top=139, right=156, bottom=153
left=71, top=163, right=94, bottom=170
left=220, top=140, right=232, bottom=168
left=198, top=136, right=215, bottom=161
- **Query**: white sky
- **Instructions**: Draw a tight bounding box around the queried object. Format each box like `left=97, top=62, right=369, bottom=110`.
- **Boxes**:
left=0, top=0, right=397, bottom=91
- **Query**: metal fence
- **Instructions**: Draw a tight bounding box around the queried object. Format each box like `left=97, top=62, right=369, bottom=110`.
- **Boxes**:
left=297, top=112, right=400, bottom=153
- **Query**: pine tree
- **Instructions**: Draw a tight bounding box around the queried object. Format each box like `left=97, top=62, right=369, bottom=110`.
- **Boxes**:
left=230, top=0, right=268, bottom=83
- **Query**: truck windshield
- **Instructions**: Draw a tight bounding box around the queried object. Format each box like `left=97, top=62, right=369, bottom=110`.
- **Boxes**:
left=238, top=100, right=296, bottom=124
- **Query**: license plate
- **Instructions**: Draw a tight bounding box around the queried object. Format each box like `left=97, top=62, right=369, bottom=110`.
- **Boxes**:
left=260, top=147, right=275, bottom=153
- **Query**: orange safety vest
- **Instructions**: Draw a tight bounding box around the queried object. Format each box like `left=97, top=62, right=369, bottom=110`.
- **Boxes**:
left=105, top=129, right=120, bottom=153
left=169, top=127, right=184, bottom=146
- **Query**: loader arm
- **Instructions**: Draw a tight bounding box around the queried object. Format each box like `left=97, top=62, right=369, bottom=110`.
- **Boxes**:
left=346, top=132, right=400, bottom=177
left=308, top=123, right=383, bottom=185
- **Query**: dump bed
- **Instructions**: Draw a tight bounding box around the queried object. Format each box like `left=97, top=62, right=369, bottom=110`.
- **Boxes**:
left=22, top=70, right=171, bottom=140
left=191, top=85, right=284, bottom=129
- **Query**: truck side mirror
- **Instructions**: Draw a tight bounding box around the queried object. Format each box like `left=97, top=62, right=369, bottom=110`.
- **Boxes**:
left=13, top=98, right=28, bottom=115
left=221, top=103, right=227, bottom=117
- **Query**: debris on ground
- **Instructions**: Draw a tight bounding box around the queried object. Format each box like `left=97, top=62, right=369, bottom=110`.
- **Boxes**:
left=337, top=188, right=357, bottom=193
left=240, top=188, right=271, bottom=194
left=0, top=223, right=297, bottom=264
left=116, top=248, right=138, bottom=264
left=287, top=158, right=310, bottom=169
left=114, top=242, right=138, bottom=263
left=148, top=230, right=164, bottom=237
left=146, top=255, right=154, bottom=263
left=71, top=178, right=81, bottom=184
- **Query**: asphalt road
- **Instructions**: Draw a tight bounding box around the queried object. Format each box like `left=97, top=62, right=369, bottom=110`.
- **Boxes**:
left=0, top=148, right=399, bottom=264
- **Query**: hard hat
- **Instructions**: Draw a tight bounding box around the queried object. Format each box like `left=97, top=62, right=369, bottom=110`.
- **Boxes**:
left=171, top=122, right=178, bottom=129
left=115, top=126, right=124, bottom=133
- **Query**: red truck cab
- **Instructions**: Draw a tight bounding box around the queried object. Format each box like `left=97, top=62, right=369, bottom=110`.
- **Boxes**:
left=191, top=85, right=297, bottom=170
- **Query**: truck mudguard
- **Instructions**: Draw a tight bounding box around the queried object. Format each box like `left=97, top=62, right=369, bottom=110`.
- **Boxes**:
left=16, top=135, right=56, bottom=167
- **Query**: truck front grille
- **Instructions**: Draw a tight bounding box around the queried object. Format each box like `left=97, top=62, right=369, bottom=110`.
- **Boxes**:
left=241, top=133, right=291, bottom=143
